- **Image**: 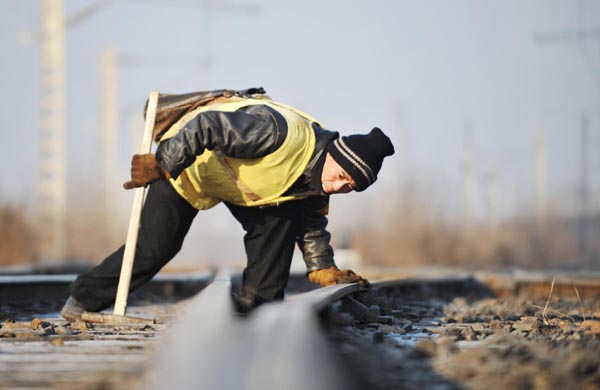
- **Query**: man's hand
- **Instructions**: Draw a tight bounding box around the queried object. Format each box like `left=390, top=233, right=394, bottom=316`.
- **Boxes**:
left=123, top=154, right=170, bottom=190
left=308, top=267, right=370, bottom=288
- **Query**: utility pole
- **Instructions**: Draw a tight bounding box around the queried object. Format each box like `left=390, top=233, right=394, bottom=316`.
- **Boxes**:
left=461, top=126, right=476, bottom=235
left=483, top=163, right=499, bottom=238
left=579, top=112, right=590, bottom=259
left=533, top=126, right=548, bottom=230
left=32, top=0, right=114, bottom=263
left=101, top=47, right=120, bottom=247
left=37, top=0, right=67, bottom=263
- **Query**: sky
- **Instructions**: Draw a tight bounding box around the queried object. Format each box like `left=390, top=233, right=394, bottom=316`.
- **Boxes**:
left=1, top=0, right=599, bottom=265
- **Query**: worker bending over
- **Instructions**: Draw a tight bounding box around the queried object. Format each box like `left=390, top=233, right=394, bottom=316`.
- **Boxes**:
left=61, top=87, right=394, bottom=319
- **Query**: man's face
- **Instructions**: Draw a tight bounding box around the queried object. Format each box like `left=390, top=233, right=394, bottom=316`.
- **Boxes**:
left=321, top=153, right=356, bottom=194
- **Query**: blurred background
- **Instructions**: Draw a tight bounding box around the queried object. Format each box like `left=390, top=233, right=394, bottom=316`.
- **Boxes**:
left=0, top=0, right=599, bottom=273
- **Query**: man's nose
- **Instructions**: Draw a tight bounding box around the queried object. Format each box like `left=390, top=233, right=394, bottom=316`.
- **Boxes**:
left=333, top=181, right=345, bottom=192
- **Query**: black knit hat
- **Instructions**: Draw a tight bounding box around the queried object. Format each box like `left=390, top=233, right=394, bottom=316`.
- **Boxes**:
left=327, top=127, right=395, bottom=192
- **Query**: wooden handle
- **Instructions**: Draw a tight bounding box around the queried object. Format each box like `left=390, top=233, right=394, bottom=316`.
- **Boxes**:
left=113, top=91, right=160, bottom=316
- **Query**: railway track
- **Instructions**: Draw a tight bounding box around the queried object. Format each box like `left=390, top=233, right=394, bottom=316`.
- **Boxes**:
left=0, top=270, right=599, bottom=389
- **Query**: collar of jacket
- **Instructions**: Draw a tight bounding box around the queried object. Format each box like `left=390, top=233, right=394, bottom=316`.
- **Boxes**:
left=284, top=125, right=339, bottom=197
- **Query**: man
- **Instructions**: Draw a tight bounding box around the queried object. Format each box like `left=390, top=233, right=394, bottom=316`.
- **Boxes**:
left=61, top=88, right=394, bottom=319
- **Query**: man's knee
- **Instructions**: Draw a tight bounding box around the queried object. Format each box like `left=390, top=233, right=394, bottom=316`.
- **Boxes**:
left=136, top=237, right=182, bottom=267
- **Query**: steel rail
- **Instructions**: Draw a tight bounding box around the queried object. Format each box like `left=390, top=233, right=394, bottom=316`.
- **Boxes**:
left=146, top=272, right=361, bottom=390
left=0, top=272, right=214, bottom=305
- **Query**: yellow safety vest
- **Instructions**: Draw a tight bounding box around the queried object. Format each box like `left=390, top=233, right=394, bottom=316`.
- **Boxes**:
left=159, top=96, right=318, bottom=210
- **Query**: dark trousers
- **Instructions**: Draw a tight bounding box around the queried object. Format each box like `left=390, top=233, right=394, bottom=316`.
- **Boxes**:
left=70, top=180, right=299, bottom=311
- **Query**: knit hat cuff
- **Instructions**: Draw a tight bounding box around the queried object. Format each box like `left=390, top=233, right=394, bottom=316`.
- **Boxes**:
left=327, top=138, right=376, bottom=192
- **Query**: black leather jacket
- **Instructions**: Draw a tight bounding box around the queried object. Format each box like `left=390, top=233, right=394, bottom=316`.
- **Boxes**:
left=155, top=104, right=338, bottom=273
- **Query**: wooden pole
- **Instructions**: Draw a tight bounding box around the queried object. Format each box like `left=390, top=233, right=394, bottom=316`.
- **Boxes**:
left=113, top=91, right=159, bottom=316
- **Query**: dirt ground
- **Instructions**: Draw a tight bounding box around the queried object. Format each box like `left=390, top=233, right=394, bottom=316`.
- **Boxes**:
left=324, top=281, right=600, bottom=390
left=0, top=300, right=184, bottom=390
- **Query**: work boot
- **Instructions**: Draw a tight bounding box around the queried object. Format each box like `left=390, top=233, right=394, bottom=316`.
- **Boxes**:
left=230, top=291, right=268, bottom=315
left=60, top=296, right=87, bottom=322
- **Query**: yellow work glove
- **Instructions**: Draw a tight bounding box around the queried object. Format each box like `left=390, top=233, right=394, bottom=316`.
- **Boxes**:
left=308, top=267, right=370, bottom=288
left=123, top=153, right=170, bottom=190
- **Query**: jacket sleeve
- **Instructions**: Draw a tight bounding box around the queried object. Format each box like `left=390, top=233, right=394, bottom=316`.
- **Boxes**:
left=155, top=105, right=286, bottom=179
left=296, top=196, right=337, bottom=273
